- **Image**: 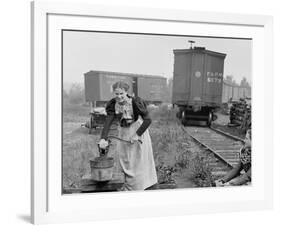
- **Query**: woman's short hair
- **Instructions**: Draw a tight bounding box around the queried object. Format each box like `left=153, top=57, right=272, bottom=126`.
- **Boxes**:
left=112, top=81, right=130, bottom=91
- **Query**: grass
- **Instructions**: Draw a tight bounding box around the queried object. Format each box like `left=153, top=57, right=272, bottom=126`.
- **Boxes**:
left=62, top=102, right=218, bottom=190
left=149, top=105, right=215, bottom=188
left=185, top=152, right=215, bottom=187
left=63, top=102, right=89, bottom=123
left=63, top=134, right=96, bottom=188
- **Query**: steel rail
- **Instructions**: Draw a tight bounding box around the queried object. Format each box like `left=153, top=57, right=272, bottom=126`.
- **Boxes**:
left=210, top=126, right=245, bottom=143
left=182, top=126, right=234, bottom=169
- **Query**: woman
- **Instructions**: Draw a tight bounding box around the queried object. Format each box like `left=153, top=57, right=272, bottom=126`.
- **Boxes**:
left=98, top=81, right=158, bottom=191
left=215, top=129, right=251, bottom=186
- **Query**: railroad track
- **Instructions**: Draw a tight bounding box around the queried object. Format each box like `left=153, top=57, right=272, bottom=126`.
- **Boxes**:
left=182, top=125, right=244, bottom=177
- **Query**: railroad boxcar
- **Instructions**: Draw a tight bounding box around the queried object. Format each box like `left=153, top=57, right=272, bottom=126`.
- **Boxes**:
left=172, top=46, right=226, bottom=126
left=84, top=70, right=167, bottom=104
left=222, top=82, right=233, bottom=103
left=221, top=83, right=251, bottom=103
left=83, top=70, right=167, bottom=132
left=239, top=86, right=251, bottom=99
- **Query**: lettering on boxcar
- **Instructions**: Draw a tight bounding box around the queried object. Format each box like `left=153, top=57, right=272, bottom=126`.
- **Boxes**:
left=207, top=71, right=223, bottom=83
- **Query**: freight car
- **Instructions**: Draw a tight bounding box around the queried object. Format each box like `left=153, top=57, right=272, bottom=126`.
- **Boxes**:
left=172, top=46, right=226, bottom=126
left=221, top=82, right=251, bottom=115
left=83, top=70, right=167, bottom=132
left=222, top=81, right=251, bottom=103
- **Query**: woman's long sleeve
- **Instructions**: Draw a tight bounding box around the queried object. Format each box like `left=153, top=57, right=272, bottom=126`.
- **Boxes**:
left=100, top=114, right=114, bottom=140
left=100, top=99, right=116, bottom=140
left=221, top=161, right=243, bottom=183
left=134, top=97, right=152, bottom=136
left=230, top=167, right=251, bottom=185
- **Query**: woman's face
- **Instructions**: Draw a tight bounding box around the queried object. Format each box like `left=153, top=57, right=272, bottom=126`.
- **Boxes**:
left=114, top=88, right=128, bottom=103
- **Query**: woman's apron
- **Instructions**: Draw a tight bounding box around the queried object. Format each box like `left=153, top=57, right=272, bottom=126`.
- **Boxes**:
left=116, top=117, right=158, bottom=191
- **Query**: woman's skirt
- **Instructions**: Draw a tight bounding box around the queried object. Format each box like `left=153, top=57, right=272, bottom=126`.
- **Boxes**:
left=116, top=118, right=157, bottom=191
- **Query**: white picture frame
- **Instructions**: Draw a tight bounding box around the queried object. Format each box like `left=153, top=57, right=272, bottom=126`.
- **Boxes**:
left=31, top=1, right=273, bottom=224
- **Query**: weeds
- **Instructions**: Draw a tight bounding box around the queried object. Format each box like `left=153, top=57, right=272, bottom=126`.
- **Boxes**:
left=189, top=153, right=214, bottom=187
left=63, top=102, right=216, bottom=189
left=150, top=104, right=178, bottom=123
left=174, top=149, right=193, bottom=169
left=63, top=103, right=89, bottom=123
left=156, top=163, right=177, bottom=184
left=175, top=150, right=215, bottom=187
left=62, top=135, right=98, bottom=189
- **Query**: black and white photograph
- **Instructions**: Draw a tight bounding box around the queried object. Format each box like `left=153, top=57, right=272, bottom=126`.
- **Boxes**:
left=62, top=31, right=252, bottom=193
left=1, top=0, right=278, bottom=224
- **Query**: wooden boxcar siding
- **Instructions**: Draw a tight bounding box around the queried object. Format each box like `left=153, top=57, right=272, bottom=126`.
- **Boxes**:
left=238, top=87, right=245, bottom=99
left=245, top=87, right=251, bottom=98
left=99, top=73, right=134, bottom=101
left=240, top=87, right=251, bottom=98
left=222, top=83, right=233, bottom=103
left=222, top=84, right=251, bottom=103
left=137, top=77, right=167, bottom=101
left=84, top=71, right=134, bottom=101
left=84, top=71, right=166, bottom=102
left=172, top=51, right=225, bottom=107
left=232, top=86, right=239, bottom=100
left=189, top=53, right=205, bottom=102
left=172, top=53, right=192, bottom=104
left=84, top=71, right=101, bottom=102
left=203, top=54, right=224, bottom=105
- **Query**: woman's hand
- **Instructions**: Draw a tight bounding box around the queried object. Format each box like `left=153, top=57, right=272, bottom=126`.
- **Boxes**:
left=98, top=139, right=109, bottom=149
left=129, top=134, right=142, bottom=144
left=215, top=179, right=225, bottom=187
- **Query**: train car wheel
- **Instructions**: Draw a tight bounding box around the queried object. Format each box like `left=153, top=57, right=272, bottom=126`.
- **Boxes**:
left=181, top=119, right=188, bottom=126
left=212, top=114, right=218, bottom=121
left=88, top=120, right=92, bottom=134
left=88, top=114, right=94, bottom=134
left=176, top=107, right=184, bottom=119
left=181, top=111, right=188, bottom=126
left=207, top=112, right=212, bottom=127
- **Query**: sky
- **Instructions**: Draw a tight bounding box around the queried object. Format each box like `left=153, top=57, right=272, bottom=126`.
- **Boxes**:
left=63, top=31, right=252, bottom=86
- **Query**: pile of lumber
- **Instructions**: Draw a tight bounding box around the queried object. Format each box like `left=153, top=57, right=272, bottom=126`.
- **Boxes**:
left=229, top=98, right=251, bottom=132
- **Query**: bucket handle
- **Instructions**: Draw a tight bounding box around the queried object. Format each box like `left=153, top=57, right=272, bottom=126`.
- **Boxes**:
left=107, top=135, right=143, bottom=144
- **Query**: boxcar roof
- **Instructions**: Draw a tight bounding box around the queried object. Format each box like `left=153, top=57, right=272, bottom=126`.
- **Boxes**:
left=173, top=48, right=227, bottom=58
left=84, top=70, right=166, bottom=80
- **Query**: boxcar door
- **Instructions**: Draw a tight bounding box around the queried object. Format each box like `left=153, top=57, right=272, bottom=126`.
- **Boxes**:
left=190, top=53, right=204, bottom=103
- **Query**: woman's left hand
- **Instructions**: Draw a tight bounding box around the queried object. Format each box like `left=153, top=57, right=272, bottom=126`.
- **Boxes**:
left=129, top=134, right=142, bottom=144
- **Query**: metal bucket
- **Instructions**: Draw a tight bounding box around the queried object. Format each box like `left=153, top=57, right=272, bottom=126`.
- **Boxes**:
left=90, top=156, right=114, bottom=182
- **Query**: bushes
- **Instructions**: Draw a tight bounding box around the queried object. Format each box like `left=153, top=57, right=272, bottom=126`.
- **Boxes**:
left=150, top=106, right=216, bottom=188
left=175, top=150, right=215, bottom=187
left=150, top=104, right=178, bottom=123
left=64, top=83, right=85, bottom=105
left=62, top=135, right=98, bottom=189
left=187, top=153, right=215, bottom=187
left=156, top=163, right=177, bottom=184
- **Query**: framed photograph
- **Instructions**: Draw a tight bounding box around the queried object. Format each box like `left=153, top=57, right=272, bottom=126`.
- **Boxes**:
left=31, top=1, right=273, bottom=224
